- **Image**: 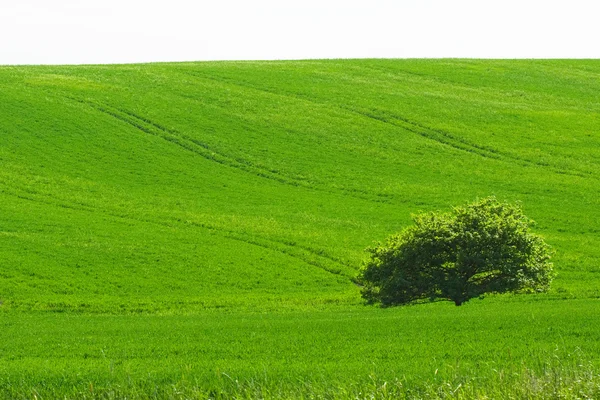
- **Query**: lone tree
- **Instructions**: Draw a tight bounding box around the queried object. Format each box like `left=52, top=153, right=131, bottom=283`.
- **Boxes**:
left=358, top=197, right=554, bottom=306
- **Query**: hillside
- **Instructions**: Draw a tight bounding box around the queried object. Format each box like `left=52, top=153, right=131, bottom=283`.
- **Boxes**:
left=1, top=59, right=600, bottom=397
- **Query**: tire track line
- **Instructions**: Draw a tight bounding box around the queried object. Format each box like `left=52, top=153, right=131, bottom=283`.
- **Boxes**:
left=0, top=177, right=354, bottom=279
left=67, top=96, right=393, bottom=203
left=172, top=70, right=508, bottom=162
left=177, top=69, right=594, bottom=179
left=350, top=108, right=592, bottom=179
left=69, top=97, right=307, bottom=186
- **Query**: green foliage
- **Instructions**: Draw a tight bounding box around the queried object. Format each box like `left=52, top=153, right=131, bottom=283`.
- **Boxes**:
left=359, top=197, right=555, bottom=306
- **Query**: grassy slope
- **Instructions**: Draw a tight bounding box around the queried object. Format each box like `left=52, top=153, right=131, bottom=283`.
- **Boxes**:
left=1, top=59, right=600, bottom=396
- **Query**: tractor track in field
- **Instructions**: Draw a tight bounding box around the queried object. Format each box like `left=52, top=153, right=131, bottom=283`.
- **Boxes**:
left=176, top=69, right=594, bottom=180
left=350, top=108, right=592, bottom=179
left=0, top=176, right=354, bottom=280
left=185, top=220, right=354, bottom=278
left=349, top=108, right=503, bottom=161
left=67, top=97, right=306, bottom=187
left=66, top=95, right=394, bottom=204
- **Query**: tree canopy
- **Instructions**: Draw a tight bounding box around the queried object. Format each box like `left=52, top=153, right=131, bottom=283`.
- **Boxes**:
left=358, top=197, right=554, bottom=306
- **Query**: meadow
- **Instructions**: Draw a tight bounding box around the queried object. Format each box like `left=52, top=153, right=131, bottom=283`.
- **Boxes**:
left=1, top=59, right=599, bottom=398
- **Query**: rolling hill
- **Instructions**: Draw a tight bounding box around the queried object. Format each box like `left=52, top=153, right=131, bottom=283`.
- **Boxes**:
left=1, top=59, right=599, bottom=398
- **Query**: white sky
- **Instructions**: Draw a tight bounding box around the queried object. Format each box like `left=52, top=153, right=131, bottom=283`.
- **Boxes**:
left=2, top=0, right=599, bottom=65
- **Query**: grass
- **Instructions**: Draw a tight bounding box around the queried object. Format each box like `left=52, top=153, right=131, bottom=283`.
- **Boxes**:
left=1, top=59, right=599, bottom=398
left=2, top=300, right=600, bottom=399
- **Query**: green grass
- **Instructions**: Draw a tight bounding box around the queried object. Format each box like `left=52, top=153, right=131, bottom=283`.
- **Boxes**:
left=1, top=59, right=600, bottom=398
left=2, top=300, right=600, bottom=399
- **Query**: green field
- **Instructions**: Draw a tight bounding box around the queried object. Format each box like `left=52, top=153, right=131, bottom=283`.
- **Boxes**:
left=1, top=59, right=600, bottom=398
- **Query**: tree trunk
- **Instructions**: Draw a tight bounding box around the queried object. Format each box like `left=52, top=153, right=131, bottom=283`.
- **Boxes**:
left=454, top=300, right=463, bottom=306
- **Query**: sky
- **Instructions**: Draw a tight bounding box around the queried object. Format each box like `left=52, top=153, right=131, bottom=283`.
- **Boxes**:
left=2, top=0, right=599, bottom=65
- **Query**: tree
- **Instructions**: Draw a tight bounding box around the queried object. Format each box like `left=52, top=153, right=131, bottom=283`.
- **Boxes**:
left=358, top=197, right=554, bottom=306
